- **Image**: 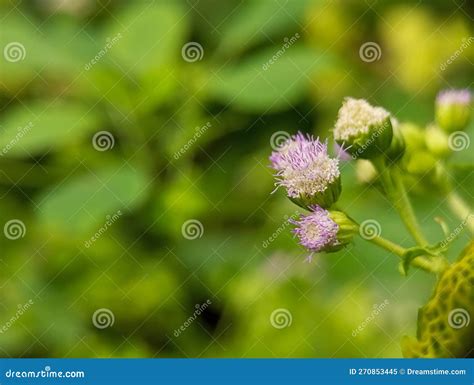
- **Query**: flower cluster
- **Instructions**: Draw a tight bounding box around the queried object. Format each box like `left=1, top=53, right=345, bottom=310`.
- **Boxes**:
left=269, top=88, right=473, bottom=359
left=270, top=88, right=472, bottom=259
left=270, top=133, right=356, bottom=256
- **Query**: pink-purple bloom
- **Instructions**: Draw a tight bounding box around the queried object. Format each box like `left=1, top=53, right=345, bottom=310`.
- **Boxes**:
left=290, top=205, right=339, bottom=254
left=270, top=133, right=340, bottom=199
left=334, top=142, right=353, bottom=161
left=436, top=89, right=471, bottom=106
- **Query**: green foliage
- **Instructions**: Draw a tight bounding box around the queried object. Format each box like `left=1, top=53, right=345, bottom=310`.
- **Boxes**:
left=37, top=165, right=150, bottom=236
left=0, top=102, right=100, bottom=157
left=208, top=46, right=335, bottom=112
left=0, top=0, right=472, bottom=358
left=216, top=0, right=310, bottom=57
left=103, top=2, right=187, bottom=76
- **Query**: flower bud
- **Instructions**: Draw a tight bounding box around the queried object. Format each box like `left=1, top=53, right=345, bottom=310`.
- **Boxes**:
left=290, top=206, right=357, bottom=254
left=334, top=98, right=393, bottom=159
left=270, top=133, right=341, bottom=209
left=399, top=123, right=425, bottom=151
left=328, top=210, right=359, bottom=249
left=425, top=124, right=451, bottom=158
left=435, top=89, right=472, bottom=133
left=356, top=159, right=378, bottom=184
left=405, top=151, right=437, bottom=175
left=386, top=123, right=406, bottom=163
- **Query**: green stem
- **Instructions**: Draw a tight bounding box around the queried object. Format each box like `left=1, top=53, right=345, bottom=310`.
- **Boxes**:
left=368, top=233, right=446, bottom=274
left=368, top=234, right=405, bottom=256
left=435, top=162, right=474, bottom=235
left=446, top=191, right=474, bottom=235
left=372, top=156, right=429, bottom=246
left=342, top=214, right=447, bottom=274
left=391, top=165, right=429, bottom=245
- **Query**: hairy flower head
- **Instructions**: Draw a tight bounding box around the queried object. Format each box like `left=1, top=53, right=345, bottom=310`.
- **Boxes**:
left=270, top=132, right=340, bottom=207
left=334, top=98, right=390, bottom=141
left=290, top=206, right=339, bottom=253
left=436, top=89, right=471, bottom=107
left=333, top=98, right=393, bottom=159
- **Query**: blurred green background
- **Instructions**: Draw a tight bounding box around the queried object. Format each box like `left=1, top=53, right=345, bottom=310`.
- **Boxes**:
left=0, top=0, right=473, bottom=358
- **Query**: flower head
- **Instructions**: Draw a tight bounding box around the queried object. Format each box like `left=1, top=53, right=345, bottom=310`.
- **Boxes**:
left=290, top=206, right=358, bottom=257
left=334, top=98, right=393, bottom=159
left=435, top=89, right=472, bottom=133
left=436, top=89, right=471, bottom=106
left=290, top=206, right=339, bottom=253
left=270, top=132, right=341, bottom=208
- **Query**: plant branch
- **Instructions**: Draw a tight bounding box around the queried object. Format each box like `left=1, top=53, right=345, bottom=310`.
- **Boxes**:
left=367, top=233, right=447, bottom=274
left=372, top=156, right=429, bottom=246
left=446, top=191, right=474, bottom=235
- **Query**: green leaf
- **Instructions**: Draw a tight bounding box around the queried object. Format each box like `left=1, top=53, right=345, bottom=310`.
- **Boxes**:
left=216, top=0, right=310, bottom=57
left=400, top=246, right=438, bottom=275
left=0, top=13, right=47, bottom=86
left=103, top=2, right=187, bottom=76
left=37, top=164, right=150, bottom=236
left=208, top=46, right=334, bottom=112
left=0, top=102, right=100, bottom=157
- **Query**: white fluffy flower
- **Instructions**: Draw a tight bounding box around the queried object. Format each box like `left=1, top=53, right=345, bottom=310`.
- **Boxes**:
left=334, top=98, right=390, bottom=141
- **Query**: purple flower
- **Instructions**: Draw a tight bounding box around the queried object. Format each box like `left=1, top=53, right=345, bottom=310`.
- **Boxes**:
left=290, top=206, right=339, bottom=254
left=270, top=132, right=340, bottom=200
left=436, top=89, right=471, bottom=106
left=334, top=142, right=353, bottom=161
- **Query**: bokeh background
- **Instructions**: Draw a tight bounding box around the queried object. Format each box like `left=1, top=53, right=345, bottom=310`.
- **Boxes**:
left=0, top=0, right=473, bottom=358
